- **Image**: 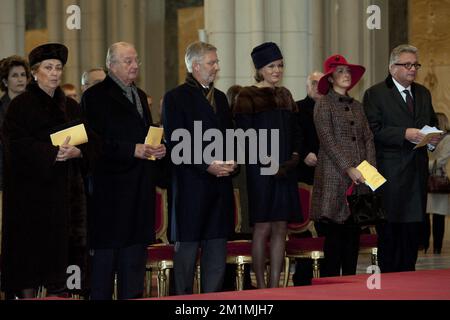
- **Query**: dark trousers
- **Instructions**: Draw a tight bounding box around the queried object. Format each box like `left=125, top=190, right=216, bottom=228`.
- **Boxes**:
left=424, top=213, right=445, bottom=252
left=90, top=243, right=147, bottom=300
left=173, top=238, right=227, bottom=295
left=376, top=222, right=421, bottom=273
left=320, top=221, right=360, bottom=277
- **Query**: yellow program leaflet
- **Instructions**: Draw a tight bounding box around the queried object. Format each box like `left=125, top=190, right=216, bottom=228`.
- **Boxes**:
left=145, top=126, right=164, bottom=160
left=50, top=123, right=88, bottom=146
left=356, top=160, right=387, bottom=191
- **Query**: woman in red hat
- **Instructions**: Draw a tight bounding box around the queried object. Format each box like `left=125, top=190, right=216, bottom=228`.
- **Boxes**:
left=234, top=42, right=302, bottom=288
left=1, top=43, right=94, bottom=298
left=310, top=54, right=376, bottom=277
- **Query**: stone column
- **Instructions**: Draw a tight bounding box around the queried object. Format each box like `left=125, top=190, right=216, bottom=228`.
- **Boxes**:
left=15, top=0, right=26, bottom=56
left=80, top=0, right=106, bottom=72
left=205, top=0, right=326, bottom=99
left=117, top=0, right=136, bottom=44
left=46, top=0, right=63, bottom=43
left=141, top=0, right=166, bottom=118
left=280, top=0, right=310, bottom=100
left=235, top=0, right=264, bottom=86
left=0, top=0, right=25, bottom=58
left=205, top=0, right=235, bottom=92
left=61, top=0, right=81, bottom=87
left=323, top=0, right=390, bottom=98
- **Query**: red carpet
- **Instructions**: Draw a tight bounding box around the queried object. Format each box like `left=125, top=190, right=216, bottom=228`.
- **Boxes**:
left=152, top=269, right=450, bottom=300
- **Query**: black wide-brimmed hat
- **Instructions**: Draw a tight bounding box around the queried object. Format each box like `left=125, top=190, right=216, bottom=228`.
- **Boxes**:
left=29, top=43, right=68, bottom=67
left=251, top=42, right=283, bottom=70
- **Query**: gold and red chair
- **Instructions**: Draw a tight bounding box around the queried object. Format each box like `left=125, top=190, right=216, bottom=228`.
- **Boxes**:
left=225, top=188, right=266, bottom=290
left=359, top=226, right=378, bottom=266
left=145, top=187, right=174, bottom=297
left=283, top=183, right=325, bottom=287
left=145, top=187, right=201, bottom=297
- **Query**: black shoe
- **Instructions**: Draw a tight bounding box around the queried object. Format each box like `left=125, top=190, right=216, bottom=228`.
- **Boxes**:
left=433, top=248, right=442, bottom=254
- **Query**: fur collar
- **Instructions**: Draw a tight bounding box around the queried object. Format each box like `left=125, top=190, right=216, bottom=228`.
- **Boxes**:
left=234, top=86, right=297, bottom=114
left=27, top=81, right=67, bottom=112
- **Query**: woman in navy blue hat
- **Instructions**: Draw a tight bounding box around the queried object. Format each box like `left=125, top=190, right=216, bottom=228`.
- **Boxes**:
left=233, top=42, right=302, bottom=288
left=1, top=43, right=93, bottom=298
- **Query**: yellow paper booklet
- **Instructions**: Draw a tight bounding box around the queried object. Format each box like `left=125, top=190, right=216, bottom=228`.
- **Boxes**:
left=356, top=160, right=387, bottom=191
left=145, top=126, right=164, bottom=160
left=50, top=123, right=88, bottom=146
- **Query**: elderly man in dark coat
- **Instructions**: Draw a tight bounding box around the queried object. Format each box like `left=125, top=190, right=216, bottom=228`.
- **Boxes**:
left=363, top=44, right=439, bottom=272
left=82, top=42, right=166, bottom=300
left=162, top=41, right=236, bottom=295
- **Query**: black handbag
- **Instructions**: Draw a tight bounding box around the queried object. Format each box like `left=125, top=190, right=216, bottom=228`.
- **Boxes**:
left=427, top=160, right=450, bottom=194
left=346, top=183, right=386, bottom=226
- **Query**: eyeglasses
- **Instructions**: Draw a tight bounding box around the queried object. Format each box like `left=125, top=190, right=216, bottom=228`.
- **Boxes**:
left=394, top=63, right=421, bottom=70
left=117, top=58, right=141, bottom=66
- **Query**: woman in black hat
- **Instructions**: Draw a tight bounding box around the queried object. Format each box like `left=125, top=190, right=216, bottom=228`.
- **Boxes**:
left=233, top=42, right=302, bottom=288
left=1, top=43, right=93, bottom=298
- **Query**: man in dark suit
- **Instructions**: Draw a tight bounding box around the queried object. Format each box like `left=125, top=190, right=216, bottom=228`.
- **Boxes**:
left=162, top=41, right=236, bottom=295
left=363, top=44, right=439, bottom=273
left=293, top=71, right=323, bottom=286
left=296, top=71, right=323, bottom=185
left=82, top=42, right=166, bottom=299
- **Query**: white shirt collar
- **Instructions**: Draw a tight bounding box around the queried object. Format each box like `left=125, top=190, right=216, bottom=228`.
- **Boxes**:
left=392, top=77, right=411, bottom=93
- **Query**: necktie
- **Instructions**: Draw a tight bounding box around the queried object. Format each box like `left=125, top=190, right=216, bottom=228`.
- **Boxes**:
left=403, top=90, right=414, bottom=114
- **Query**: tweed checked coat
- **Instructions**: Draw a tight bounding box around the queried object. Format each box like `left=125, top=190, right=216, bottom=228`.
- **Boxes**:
left=311, top=89, right=376, bottom=224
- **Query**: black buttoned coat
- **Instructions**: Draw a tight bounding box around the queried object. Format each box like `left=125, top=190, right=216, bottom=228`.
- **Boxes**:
left=82, top=76, right=161, bottom=249
left=363, top=75, right=437, bottom=223
left=311, top=89, right=376, bottom=224
left=162, top=84, right=234, bottom=242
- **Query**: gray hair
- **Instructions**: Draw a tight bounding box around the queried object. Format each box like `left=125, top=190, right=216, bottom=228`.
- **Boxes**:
left=389, top=44, right=419, bottom=68
left=106, top=42, right=135, bottom=69
left=81, top=68, right=105, bottom=86
left=306, top=71, right=324, bottom=88
left=184, top=41, right=217, bottom=73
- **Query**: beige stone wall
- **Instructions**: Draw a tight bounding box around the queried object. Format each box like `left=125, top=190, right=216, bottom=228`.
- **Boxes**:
left=25, top=29, right=49, bottom=56
left=178, top=7, right=204, bottom=85
left=410, top=0, right=450, bottom=116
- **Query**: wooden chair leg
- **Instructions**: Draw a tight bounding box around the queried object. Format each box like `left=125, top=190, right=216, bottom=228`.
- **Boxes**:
left=195, top=264, right=201, bottom=294
left=157, top=268, right=168, bottom=297
left=236, top=263, right=245, bottom=291
left=311, top=251, right=321, bottom=278
left=113, top=273, right=118, bottom=300
left=36, top=286, right=45, bottom=298
left=371, top=248, right=378, bottom=266
left=164, top=268, right=171, bottom=296
left=145, top=269, right=152, bottom=297
left=283, top=257, right=290, bottom=287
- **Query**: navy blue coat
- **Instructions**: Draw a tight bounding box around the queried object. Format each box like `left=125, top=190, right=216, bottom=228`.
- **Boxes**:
left=234, top=86, right=302, bottom=225
left=162, top=83, right=234, bottom=242
left=82, top=76, right=162, bottom=249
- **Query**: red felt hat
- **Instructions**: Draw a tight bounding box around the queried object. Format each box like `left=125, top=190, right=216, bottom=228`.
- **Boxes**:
left=317, top=54, right=365, bottom=95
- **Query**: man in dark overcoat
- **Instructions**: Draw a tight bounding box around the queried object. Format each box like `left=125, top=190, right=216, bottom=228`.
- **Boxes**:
left=162, top=41, right=235, bottom=295
left=363, top=44, right=439, bottom=272
left=82, top=42, right=166, bottom=299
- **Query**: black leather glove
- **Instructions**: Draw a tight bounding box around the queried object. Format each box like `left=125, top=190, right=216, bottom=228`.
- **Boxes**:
left=275, top=153, right=300, bottom=177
